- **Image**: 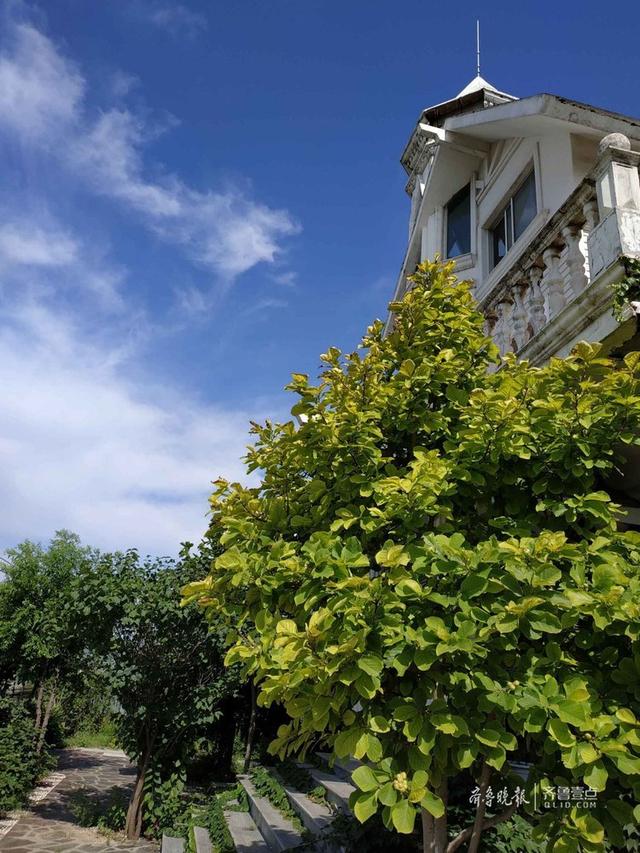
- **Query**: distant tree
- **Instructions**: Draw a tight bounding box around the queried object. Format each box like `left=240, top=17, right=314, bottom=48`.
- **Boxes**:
left=185, top=260, right=640, bottom=853
left=0, top=531, right=118, bottom=751
left=106, top=539, right=240, bottom=840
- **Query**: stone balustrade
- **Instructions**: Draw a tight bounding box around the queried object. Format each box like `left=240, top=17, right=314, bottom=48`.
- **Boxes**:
left=481, top=133, right=640, bottom=363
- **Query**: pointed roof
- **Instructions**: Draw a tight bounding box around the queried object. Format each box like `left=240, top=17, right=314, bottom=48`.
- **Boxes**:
left=417, top=77, right=518, bottom=128
left=456, top=74, right=501, bottom=98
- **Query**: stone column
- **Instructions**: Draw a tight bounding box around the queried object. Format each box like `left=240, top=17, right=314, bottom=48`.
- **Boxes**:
left=594, top=133, right=640, bottom=219
left=561, top=223, right=588, bottom=296
left=582, top=198, right=599, bottom=233
left=496, top=296, right=515, bottom=353
left=511, top=283, right=528, bottom=351
left=588, top=135, right=640, bottom=279
left=524, top=267, right=547, bottom=335
left=524, top=266, right=546, bottom=335
left=540, top=247, right=566, bottom=320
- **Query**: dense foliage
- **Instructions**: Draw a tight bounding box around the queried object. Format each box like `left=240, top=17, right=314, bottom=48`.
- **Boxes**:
left=185, top=260, right=640, bottom=852
left=0, top=532, right=245, bottom=843
left=0, top=698, right=52, bottom=815
left=0, top=531, right=127, bottom=751
left=103, top=539, right=242, bottom=839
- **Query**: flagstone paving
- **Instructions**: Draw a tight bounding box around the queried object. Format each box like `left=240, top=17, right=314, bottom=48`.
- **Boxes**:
left=0, top=748, right=159, bottom=852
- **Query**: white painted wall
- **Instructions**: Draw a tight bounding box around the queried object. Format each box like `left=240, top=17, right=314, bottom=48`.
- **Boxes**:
left=411, top=127, right=600, bottom=303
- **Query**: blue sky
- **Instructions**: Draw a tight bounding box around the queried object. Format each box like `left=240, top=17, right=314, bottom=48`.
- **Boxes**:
left=0, top=0, right=638, bottom=555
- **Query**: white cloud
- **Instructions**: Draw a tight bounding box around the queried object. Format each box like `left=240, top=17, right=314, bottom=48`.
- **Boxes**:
left=271, top=270, right=298, bottom=288
left=0, top=20, right=300, bottom=282
left=108, top=69, right=140, bottom=100
left=241, top=297, right=288, bottom=318
left=146, top=3, right=207, bottom=38
left=0, top=213, right=126, bottom=310
left=0, top=23, right=83, bottom=139
left=0, top=222, right=79, bottom=267
left=0, top=13, right=293, bottom=556
left=0, top=299, right=255, bottom=555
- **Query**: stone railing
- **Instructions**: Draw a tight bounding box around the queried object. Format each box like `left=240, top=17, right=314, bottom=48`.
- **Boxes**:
left=481, top=133, right=640, bottom=363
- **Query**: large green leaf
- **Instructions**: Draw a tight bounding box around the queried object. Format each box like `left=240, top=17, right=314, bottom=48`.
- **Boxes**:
left=391, top=799, right=416, bottom=833
left=358, top=655, right=383, bottom=677
left=352, top=765, right=380, bottom=792
left=353, top=791, right=378, bottom=823
left=420, top=789, right=445, bottom=818
left=548, top=719, right=576, bottom=748
left=583, top=760, right=608, bottom=791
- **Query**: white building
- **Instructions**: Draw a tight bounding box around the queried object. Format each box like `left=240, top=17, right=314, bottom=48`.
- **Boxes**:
left=388, top=76, right=640, bottom=366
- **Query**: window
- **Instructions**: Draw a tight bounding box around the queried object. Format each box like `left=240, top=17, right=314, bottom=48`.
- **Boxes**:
left=490, top=171, right=537, bottom=269
left=445, top=184, right=471, bottom=258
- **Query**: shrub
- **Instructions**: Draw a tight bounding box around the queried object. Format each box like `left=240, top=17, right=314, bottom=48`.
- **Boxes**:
left=196, top=795, right=235, bottom=853
left=249, top=766, right=305, bottom=834
left=0, top=699, right=52, bottom=815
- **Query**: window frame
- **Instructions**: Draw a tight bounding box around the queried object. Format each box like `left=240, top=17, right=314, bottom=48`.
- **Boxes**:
left=444, top=183, right=472, bottom=260
left=489, top=169, right=537, bottom=270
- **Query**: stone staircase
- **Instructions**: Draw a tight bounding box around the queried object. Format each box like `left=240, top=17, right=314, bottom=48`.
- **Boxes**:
left=224, top=757, right=356, bottom=852
left=161, top=755, right=358, bottom=853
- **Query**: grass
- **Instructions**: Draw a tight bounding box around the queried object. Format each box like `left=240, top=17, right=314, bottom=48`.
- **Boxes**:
left=275, top=759, right=329, bottom=808
left=250, top=765, right=307, bottom=836
left=65, top=719, right=118, bottom=749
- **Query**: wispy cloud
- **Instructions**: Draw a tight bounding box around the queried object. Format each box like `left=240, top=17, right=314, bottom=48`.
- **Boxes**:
left=270, top=270, right=298, bottom=288
left=0, top=19, right=300, bottom=283
left=0, top=10, right=297, bottom=554
left=145, top=3, right=208, bottom=38
left=0, top=221, right=79, bottom=267
left=240, top=297, right=289, bottom=318
left=0, top=23, right=84, bottom=140
left=0, top=210, right=126, bottom=310
left=0, top=297, right=255, bottom=555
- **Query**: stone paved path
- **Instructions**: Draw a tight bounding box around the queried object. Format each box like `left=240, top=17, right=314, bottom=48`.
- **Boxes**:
left=0, top=748, right=159, bottom=853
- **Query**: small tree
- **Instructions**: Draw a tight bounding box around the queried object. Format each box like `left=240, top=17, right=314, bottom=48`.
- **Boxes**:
left=186, top=261, right=640, bottom=852
left=0, top=531, right=117, bottom=751
left=106, top=541, right=240, bottom=840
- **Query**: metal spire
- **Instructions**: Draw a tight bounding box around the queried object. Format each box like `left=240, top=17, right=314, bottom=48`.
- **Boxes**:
left=476, top=19, right=481, bottom=77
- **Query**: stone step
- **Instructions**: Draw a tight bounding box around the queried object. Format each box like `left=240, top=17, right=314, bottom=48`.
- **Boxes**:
left=192, top=825, right=212, bottom=853
left=303, top=766, right=355, bottom=814
left=224, top=809, right=271, bottom=853
left=238, top=774, right=306, bottom=852
left=316, top=752, right=361, bottom=782
left=161, top=835, right=185, bottom=853
left=271, top=768, right=336, bottom=847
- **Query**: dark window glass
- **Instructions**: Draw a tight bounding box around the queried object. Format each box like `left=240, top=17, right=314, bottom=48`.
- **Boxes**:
left=446, top=184, right=471, bottom=258
left=513, top=172, right=537, bottom=240
left=492, top=215, right=507, bottom=266
left=490, top=170, right=537, bottom=269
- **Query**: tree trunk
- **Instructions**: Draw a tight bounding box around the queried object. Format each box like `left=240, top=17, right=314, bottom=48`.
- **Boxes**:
left=422, top=807, right=435, bottom=853
left=434, top=779, right=448, bottom=852
left=34, top=681, right=45, bottom=736
left=467, top=761, right=492, bottom=853
left=243, top=681, right=257, bottom=773
left=125, top=753, right=150, bottom=840
left=36, top=685, right=56, bottom=754
left=219, top=697, right=237, bottom=777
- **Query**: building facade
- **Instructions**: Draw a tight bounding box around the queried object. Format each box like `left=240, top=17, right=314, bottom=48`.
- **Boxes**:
left=388, top=76, right=640, bottom=366
left=389, top=76, right=640, bottom=522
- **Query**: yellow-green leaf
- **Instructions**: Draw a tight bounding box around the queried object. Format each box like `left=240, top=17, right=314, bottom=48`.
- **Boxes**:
left=391, top=799, right=416, bottom=833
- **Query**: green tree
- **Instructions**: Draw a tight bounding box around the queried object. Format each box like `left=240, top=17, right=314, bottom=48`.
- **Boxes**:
left=106, top=540, right=241, bottom=840
left=185, top=260, right=640, bottom=853
left=0, top=531, right=118, bottom=751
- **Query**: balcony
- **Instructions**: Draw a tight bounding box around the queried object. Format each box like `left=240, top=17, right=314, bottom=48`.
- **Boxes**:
left=481, top=133, right=640, bottom=365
